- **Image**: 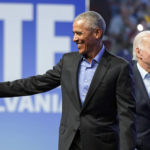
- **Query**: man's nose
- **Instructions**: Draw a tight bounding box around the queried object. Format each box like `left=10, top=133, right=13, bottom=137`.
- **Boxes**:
left=73, top=34, right=78, bottom=42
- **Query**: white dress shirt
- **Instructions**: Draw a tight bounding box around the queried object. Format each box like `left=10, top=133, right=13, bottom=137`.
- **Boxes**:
left=137, top=63, right=150, bottom=98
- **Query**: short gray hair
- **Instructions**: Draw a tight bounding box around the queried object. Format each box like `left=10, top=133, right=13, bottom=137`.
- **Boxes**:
left=133, top=30, right=150, bottom=60
left=74, top=11, right=106, bottom=35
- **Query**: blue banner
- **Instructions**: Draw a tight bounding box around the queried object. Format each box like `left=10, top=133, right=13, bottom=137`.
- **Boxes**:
left=0, top=0, right=85, bottom=150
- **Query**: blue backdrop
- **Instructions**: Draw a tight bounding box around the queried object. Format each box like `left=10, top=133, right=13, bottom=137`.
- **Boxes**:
left=0, top=0, right=85, bottom=150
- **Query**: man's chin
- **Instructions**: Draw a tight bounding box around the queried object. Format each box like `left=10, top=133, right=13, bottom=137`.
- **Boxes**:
left=78, top=49, right=85, bottom=54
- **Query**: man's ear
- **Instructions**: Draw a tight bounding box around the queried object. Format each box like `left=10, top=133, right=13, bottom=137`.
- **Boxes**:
left=136, top=48, right=142, bottom=59
left=95, top=29, right=102, bottom=39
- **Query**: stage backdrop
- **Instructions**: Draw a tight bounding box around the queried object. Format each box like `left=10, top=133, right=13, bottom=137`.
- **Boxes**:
left=0, top=0, right=85, bottom=150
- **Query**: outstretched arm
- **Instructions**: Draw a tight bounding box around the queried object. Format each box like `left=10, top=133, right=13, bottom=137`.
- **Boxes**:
left=0, top=57, right=63, bottom=98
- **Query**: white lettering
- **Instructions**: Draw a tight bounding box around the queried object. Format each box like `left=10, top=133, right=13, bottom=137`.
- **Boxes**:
left=0, top=93, right=62, bottom=113
left=34, top=94, right=51, bottom=113
left=5, top=97, right=19, bottom=112
left=52, top=94, right=62, bottom=113
left=18, top=96, right=34, bottom=113
left=36, top=4, right=74, bottom=74
left=0, top=3, right=33, bottom=81
left=0, top=105, right=5, bottom=112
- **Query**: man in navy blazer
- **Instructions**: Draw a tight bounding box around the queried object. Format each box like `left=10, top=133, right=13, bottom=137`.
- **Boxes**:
left=0, top=11, right=136, bottom=150
left=132, top=31, right=150, bottom=150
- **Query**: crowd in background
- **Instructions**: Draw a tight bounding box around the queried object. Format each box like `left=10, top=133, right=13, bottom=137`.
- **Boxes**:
left=90, top=0, right=150, bottom=61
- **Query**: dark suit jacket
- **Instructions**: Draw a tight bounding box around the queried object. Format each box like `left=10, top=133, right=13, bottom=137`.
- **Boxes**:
left=0, top=50, right=136, bottom=150
left=133, top=61, right=150, bottom=150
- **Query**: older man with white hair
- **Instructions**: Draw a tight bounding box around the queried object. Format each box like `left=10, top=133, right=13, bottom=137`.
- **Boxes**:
left=132, top=30, right=150, bottom=150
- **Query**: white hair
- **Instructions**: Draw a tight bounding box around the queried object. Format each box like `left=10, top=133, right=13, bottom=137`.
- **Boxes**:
left=74, top=11, right=106, bottom=36
left=133, top=30, right=150, bottom=60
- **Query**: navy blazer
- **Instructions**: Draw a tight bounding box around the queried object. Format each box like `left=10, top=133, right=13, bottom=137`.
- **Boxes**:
left=133, top=61, right=150, bottom=150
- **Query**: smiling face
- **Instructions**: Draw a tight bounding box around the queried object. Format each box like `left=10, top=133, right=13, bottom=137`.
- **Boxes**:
left=73, top=19, right=101, bottom=56
left=136, top=36, right=150, bottom=70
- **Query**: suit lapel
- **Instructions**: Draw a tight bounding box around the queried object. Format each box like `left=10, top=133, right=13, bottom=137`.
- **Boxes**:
left=81, top=50, right=110, bottom=110
left=133, top=62, right=150, bottom=102
left=71, top=53, right=82, bottom=110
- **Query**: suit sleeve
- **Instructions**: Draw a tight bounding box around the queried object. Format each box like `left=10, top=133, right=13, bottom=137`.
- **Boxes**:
left=0, top=57, right=63, bottom=98
left=116, top=63, right=136, bottom=150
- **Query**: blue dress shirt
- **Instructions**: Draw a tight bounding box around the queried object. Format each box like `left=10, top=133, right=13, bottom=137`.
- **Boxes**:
left=78, top=45, right=105, bottom=104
